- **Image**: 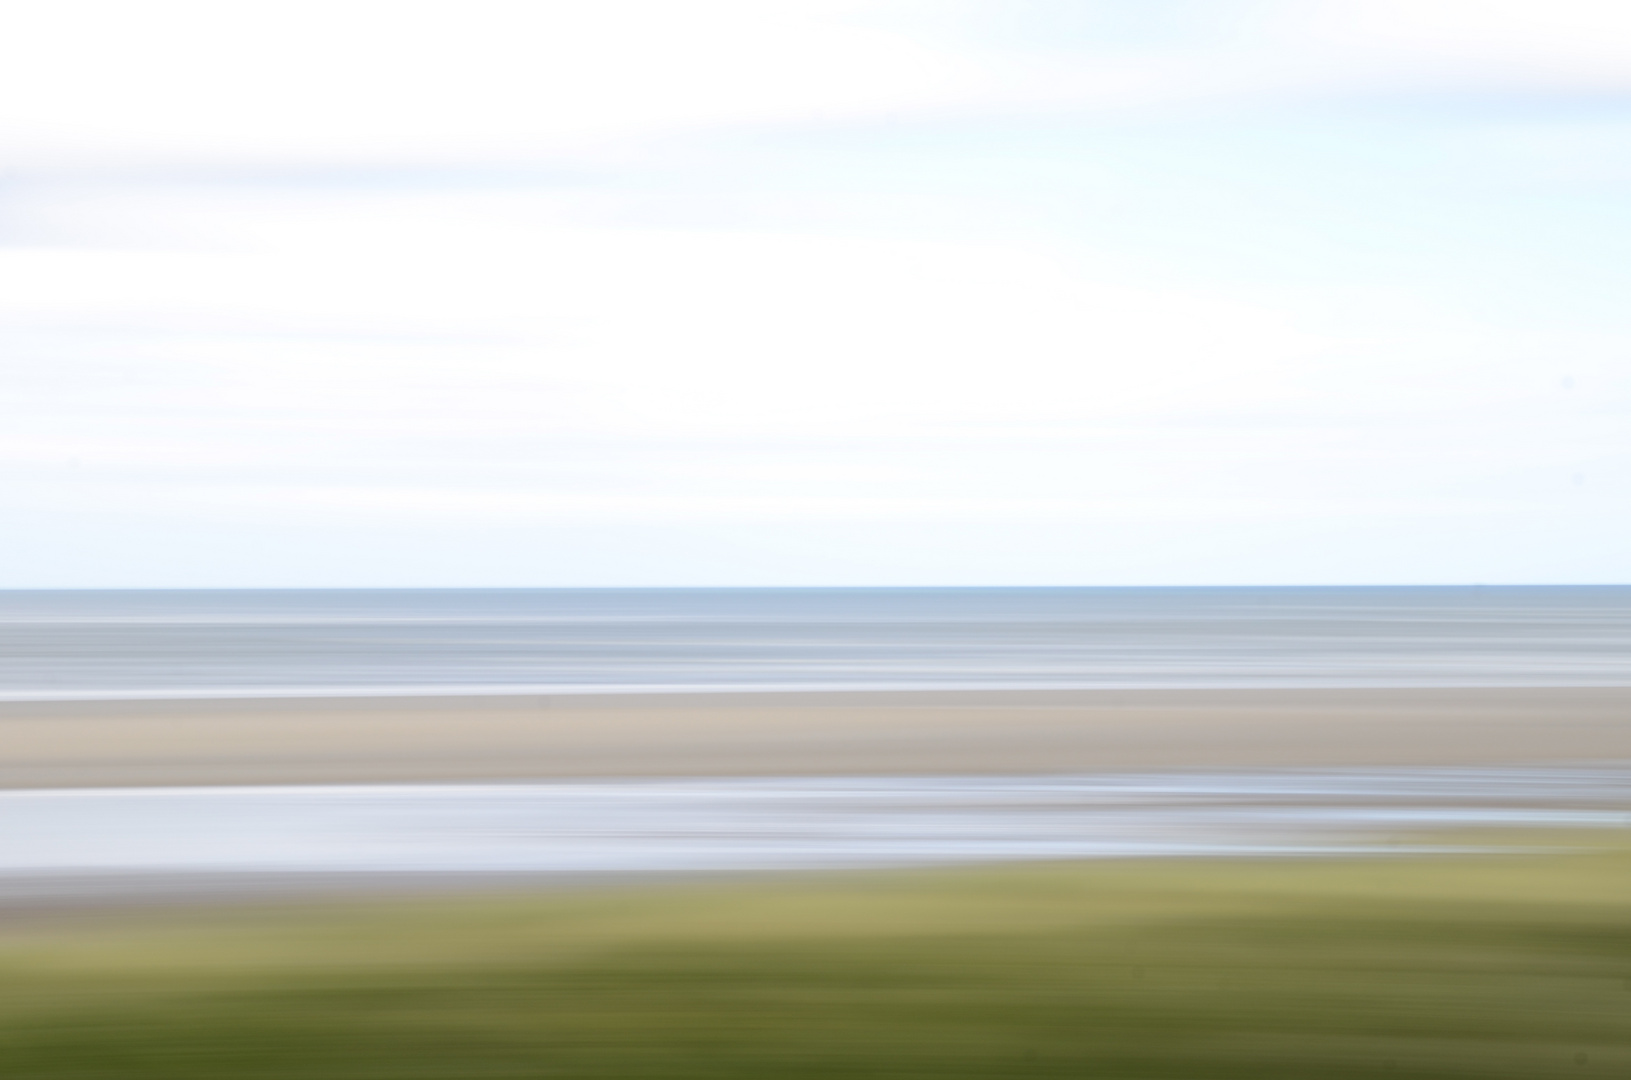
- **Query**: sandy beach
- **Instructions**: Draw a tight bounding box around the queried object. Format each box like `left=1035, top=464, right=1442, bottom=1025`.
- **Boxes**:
left=4, top=686, right=1628, bottom=789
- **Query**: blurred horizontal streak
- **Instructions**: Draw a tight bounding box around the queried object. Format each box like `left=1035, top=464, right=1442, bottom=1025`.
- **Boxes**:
left=2, top=586, right=1628, bottom=698
left=0, top=763, right=1626, bottom=912
left=2, top=687, right=1629, bottom=789
left=0, top=846, right=1628, bottom=1078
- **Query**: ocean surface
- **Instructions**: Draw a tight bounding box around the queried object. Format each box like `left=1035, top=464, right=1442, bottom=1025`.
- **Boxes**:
left=0, top=586, right=1627, bottom=700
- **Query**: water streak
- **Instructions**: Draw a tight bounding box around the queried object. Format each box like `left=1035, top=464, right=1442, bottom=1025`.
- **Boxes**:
left=3, top=768, right=1624, bottom=888
left=2, top=586, right=1628, bottom=698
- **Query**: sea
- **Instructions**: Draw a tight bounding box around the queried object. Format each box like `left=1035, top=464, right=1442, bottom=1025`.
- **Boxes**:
left=1, top=584, right=1628, bottom=700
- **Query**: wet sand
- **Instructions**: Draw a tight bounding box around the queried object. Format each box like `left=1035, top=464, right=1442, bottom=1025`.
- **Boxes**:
left=3, top=687, right=1628, bottom=789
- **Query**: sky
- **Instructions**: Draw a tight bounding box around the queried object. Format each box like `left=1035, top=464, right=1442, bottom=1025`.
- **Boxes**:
left=3, top=0, right=1629, bottom=588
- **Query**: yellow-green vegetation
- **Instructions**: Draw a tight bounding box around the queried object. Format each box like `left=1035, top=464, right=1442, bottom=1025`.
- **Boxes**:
left=2, top=839, right=1628, bottom=1078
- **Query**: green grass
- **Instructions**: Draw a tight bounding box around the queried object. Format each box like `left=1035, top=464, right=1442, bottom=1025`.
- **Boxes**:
left=2, top=838, right=1628, bottom=1078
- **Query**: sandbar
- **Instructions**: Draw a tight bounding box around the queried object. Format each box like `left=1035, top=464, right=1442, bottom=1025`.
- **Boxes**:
left=3, top=687, right=1628, bottom=789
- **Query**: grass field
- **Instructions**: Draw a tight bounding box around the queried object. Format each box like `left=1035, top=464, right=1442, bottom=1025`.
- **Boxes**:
left=2, top=836, right=1627, bottom=1078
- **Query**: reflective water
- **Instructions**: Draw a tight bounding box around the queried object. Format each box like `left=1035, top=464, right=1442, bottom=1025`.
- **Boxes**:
left=2, top=586, right=1629, bottom=698
left=3, top=768, right=1625, bottom=893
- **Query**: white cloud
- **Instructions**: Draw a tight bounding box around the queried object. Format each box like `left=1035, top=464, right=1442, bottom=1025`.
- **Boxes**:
left=0, top=184, right=1330, bottom=441
left=5, top=180, right=1623, bottom=457
left=1286, top=0, right=1631, bottom=89
left=0, top=1, right=1005, bottom=169
left=10, top=1, right=1631, bottom=176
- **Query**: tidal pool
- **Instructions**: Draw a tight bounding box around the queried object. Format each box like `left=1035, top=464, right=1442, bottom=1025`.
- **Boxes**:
left=3, top=766, right=1626, bottom=907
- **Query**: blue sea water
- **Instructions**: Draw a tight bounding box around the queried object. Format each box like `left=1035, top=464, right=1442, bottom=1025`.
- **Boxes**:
left=0, top=585, right=1626, bottom=699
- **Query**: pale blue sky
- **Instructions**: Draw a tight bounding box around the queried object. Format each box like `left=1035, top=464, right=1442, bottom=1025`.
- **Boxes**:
left=2, top=1, right=1628, bottom=586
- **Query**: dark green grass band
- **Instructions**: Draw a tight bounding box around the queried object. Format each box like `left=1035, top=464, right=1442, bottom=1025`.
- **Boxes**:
left=3, top=839, right=1628, bottom=1078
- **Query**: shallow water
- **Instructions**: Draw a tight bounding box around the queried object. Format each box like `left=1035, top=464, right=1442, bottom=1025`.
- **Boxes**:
left=3, top=586, right=1629, bottom=699
left=3, top=767, right=1625, bottom=900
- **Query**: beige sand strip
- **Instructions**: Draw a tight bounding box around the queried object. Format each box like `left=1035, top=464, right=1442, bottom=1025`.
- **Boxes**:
left=2, top=687, right=1628, bottom=789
